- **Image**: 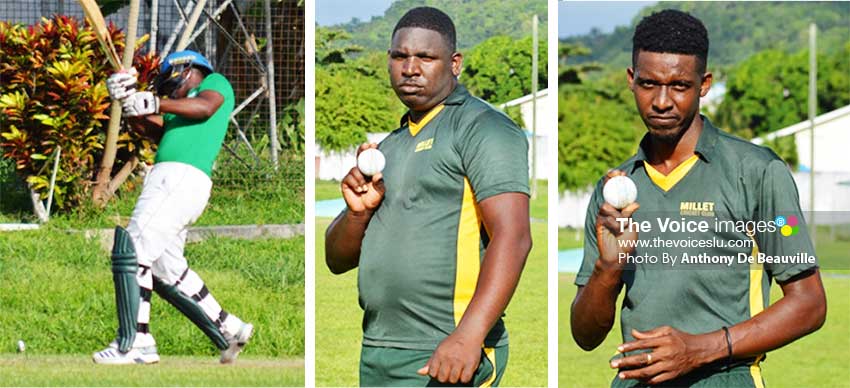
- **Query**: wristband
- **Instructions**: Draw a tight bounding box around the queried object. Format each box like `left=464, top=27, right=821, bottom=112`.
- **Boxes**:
left=722, top=326, right=733, bottom=362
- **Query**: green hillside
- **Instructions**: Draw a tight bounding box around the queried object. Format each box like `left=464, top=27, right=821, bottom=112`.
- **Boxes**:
left=336, top=0, right=547, bottom=51
left=562, top=1, right=850, bottom=68
left=317, top=0, right=548, bottom=151
left=558, top=2, right=850, bottom=191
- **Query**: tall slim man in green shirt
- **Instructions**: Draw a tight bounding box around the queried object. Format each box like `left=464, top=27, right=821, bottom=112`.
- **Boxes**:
left=93, top=51, right=252, bottom=365
left=326, top=7, right=532, bottom=387
left=572, top=10, right=827, bottom=387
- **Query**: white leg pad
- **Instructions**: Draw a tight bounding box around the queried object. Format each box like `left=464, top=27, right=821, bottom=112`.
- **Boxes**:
left=138, top=301, right=151, bottom=323
left=200, top=296, right=222, bottom=319
left=177, top=269, right=204, bottom=295
left=137, top=267, right=153, bottom=290
left=177, top=269, right=225, bottom=326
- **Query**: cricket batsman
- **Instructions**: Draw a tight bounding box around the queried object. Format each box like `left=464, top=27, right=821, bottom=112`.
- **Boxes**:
left=571, top=10, right=827, bottom=387
left=325, top=7, right=532, bottom=386
left=92, top=50, right=253, bottom=364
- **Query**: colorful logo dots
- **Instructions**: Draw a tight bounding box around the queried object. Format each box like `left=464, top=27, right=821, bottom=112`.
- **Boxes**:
left=787, top=215, right=798, bottom=227
left=777, top=215, right=799, bottom=236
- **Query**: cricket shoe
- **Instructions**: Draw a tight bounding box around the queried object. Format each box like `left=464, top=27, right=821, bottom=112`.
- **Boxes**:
left=220, top=322, right=253, bottom=364
left=93, top=335, right=159, bottom=365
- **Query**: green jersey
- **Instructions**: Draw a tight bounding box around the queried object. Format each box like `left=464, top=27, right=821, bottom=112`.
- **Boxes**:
left=577, top=117, right=817, bottom=386
left=356, top=84, right=530, bottom=350
left=155, top=73, right=234, bottom=176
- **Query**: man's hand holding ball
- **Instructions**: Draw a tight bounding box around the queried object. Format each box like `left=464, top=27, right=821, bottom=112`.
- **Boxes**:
left=341, top=143, right=386, bottom=216
left=596, top=171, right=640, bottom=270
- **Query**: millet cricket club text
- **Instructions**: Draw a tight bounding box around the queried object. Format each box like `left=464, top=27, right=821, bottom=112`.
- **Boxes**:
left=615, top=217, right=817, bottom=267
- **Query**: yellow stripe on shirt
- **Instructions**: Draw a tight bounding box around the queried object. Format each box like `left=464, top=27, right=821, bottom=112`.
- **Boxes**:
left=408, top=104, right=445, bottom=137
left=748, top=236, right=766, bottom=388
left=644, top=154, right=700, bottom=192
left=481, top=347, right=497, bottom=387
left=454, top=177, right=482, bottom=325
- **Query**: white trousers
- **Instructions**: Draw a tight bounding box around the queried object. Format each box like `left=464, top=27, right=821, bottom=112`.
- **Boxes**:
left=126, top=162, right=211, bottom=286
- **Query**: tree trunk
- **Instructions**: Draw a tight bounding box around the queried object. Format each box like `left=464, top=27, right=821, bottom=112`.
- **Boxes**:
left=91, top=0, right=141, bottom=206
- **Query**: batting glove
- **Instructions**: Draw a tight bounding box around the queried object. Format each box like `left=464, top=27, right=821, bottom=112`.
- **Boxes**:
left=106, top=68, right=138, bottom=100
left=122, top=91, right=160, bottom=117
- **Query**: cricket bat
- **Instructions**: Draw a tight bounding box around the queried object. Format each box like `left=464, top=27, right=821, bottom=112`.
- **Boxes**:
left=78, top=0, right=122, bottom=69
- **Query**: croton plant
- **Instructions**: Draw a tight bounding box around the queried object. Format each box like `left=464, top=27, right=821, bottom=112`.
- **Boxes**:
left=0, top=15, right=160, bottom=211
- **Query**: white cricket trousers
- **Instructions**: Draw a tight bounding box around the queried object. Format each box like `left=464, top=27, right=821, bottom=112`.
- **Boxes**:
left=126, top=162, right=212, bottom=285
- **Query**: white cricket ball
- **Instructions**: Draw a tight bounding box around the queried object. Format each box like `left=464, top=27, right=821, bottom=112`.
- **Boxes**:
left=603, top=175, right=637, bottom=209
left=17, top=340, right=25, bottom=353
left=357, top=148, right=385, bottom=176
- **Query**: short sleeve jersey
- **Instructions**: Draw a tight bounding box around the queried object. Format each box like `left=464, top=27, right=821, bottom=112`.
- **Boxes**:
left=356, top=84, right=530, bottom=350
left=155, top=73, right=235, bottom=177
left=576, top=116, right=817, bottom=383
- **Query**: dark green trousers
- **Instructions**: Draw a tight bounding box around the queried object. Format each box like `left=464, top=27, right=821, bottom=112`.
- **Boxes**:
left=360, top=344, right=508, bottom=387
left=611, top=364, right=764, bottom=388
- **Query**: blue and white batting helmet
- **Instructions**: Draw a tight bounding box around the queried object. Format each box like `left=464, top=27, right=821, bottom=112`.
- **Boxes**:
left=155, top=50, right=214, bottom=97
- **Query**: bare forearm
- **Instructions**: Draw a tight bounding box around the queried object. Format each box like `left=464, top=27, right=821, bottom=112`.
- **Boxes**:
left=158, top=98, right=217, bottom=119
left=571, top=264, right=623, bottom=350
left=327, top=157, right=386, bottom=274
left=417, top=192, right=528, bottom=384
left=574, top=191, right=640, bottom=350
left=454, top=230, right=531, bottom=343
left=324, top=210, right=372, bottom=274
left=158, top=89, right=223, bottom=120
left=726, top=270, right=825, bottom=360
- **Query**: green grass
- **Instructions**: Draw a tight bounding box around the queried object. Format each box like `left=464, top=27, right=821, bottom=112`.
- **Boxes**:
left=558, top=272, right=850, bottom=387
left=811, top=224, right=850, bottom=270
left=559, top=227, right=584, bottom=250
left=0, top=153, right=305, bottom=385
left=529, top=180, right=547, bottom=220
left=315, top=215, right=548, bottom=386
left=315, top=179, right=342, bottom=201
left=0, top=228, right=304, bottom=359
left=0, top=354, right=303, bottom=386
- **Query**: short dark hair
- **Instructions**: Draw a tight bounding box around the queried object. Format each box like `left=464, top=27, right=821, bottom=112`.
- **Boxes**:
left=632, top=9, right=709, bottom=73
left=392, top=6, right=457, bottom=53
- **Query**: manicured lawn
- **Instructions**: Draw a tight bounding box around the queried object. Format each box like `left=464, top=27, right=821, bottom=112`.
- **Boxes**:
left=315, top=179, right=342, bottom=201
left=0, top=354, right=303, bottom=386
left=558, top=227, right=584, bottom=250
left=0, top=230, right=304, bottom=360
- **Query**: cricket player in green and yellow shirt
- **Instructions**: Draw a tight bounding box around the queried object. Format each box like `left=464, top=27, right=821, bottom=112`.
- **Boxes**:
left=571, top=10, right=826, bottom=388
left=325, top=7, right=532, bottom=387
